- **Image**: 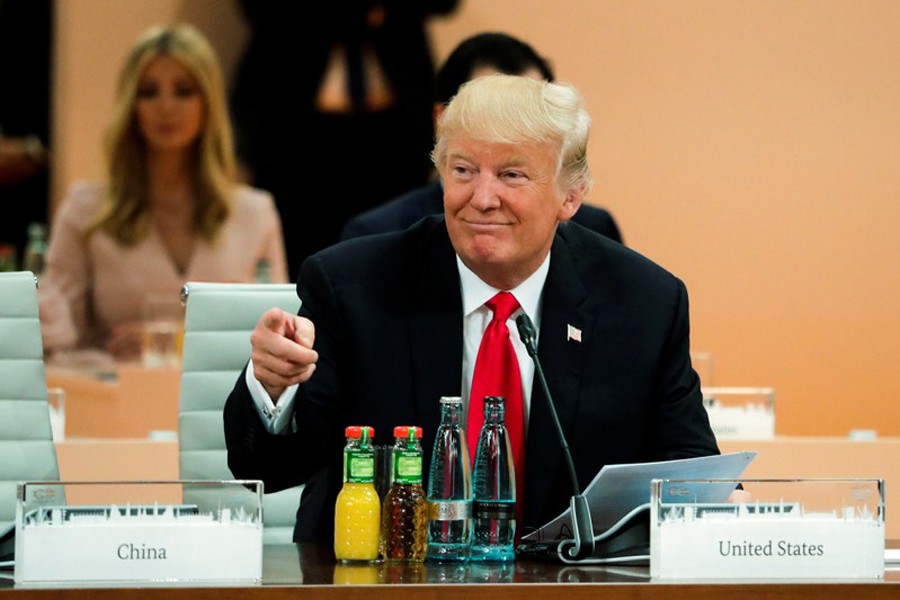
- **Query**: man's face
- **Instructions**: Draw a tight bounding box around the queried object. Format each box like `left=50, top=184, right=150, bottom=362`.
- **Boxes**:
left=440, top=136, right=581, bottom=289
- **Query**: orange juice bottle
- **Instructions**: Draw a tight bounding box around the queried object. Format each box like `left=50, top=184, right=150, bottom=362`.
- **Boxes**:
left=334, top=426, right=381, bottom=563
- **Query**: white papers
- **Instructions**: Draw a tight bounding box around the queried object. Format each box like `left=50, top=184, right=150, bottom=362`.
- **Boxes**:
left=522, top=451, right=757, bottom=543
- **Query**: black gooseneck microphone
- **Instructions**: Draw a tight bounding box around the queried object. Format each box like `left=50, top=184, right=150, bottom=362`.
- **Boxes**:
left=516, top=313, right=595, bottom=561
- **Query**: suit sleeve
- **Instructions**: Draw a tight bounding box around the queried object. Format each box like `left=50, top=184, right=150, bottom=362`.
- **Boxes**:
left=223, top=256, right=345, bottom=492
left=650, top=279, right=720, bottom=458
left=224, top=365, right=309, bottom=492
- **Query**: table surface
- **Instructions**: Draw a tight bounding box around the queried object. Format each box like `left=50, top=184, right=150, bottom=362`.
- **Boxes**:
left=3, top=543, right=899, bottom=599
left=46, top=362, right=181, bottom=439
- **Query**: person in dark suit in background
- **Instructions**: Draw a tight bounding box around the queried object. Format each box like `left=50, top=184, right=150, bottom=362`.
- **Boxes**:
left=224, top=74, right=717, bottom=544
left=340, top=31, right=623, bottom=245
left=230, top=1, right=460, bottom=280
left=0, top=0, right=53, bottom=265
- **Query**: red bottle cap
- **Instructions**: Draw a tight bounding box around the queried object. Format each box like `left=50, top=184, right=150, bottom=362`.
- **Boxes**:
left=345, top=425, right=375, bottom=438
left=392, top=425, right=423, bottom=438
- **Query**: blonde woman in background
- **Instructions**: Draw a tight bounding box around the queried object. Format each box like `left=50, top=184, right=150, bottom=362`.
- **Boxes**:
left=39, top=24, right=288, bottom=360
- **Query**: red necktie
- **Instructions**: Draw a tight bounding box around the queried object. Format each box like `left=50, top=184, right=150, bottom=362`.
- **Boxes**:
left=467, top=291, right=525, bottom=526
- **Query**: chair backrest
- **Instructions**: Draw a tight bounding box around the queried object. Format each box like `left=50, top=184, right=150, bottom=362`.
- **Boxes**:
left=177, top=281, right=302, bottom=544
left=0, top=272, right=60, bottom=556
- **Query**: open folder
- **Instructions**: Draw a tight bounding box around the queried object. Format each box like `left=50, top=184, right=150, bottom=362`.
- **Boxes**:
left=517, top=451, right=757, bottom=564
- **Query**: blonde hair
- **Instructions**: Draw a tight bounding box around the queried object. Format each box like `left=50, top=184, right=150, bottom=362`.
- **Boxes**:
left=91, top=24, right=235, bottom=245
left=432, top=74, right=593, bottom=196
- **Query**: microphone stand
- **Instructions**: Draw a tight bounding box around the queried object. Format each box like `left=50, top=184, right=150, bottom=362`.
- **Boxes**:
left=516, top=314, right=595, bottom=561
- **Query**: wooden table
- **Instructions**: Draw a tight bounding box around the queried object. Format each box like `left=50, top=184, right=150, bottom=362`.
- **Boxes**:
left=2, top=543, right=898, bottom=598
left=46, top=363, right=181, bottom=439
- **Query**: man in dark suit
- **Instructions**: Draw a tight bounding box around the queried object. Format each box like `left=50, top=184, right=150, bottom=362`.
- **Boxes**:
left=224, top=75, right=718, bottom=544
left=340, top=32, right=623, bottom=245
left=230, top=1, right=460, bottom=278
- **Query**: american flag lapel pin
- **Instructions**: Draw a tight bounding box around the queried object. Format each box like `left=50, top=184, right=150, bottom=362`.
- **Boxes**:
left=566, top=324, right=582, bottom=342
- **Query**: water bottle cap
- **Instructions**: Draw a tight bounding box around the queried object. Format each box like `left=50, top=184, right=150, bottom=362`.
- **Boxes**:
left=393, top=425, right=422, bottom=438
left=439, top=396, right=462, bottom=405
left=345, top=425, right=374, bottom=439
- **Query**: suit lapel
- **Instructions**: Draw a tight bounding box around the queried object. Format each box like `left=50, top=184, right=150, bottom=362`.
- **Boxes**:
left=523, top=231, right=596, bottom=528
left=406, top=222, right=463, bottom=436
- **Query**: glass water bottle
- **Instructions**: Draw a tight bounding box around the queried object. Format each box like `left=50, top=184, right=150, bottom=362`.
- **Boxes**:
left=470, top=396, right=516, bottom=561
left=426, top=396, right=472, bottom=562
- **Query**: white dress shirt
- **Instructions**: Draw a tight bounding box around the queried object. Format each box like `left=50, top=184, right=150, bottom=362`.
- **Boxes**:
left=457, top=254, right=548, bottom=431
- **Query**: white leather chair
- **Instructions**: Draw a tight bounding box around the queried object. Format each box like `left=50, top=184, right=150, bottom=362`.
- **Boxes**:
left=177, top=281, right=303, bottom=544
left=0, top=272, right=60, bottom=557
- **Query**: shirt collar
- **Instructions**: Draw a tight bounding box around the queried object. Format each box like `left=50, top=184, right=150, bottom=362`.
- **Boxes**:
left=457, top=253, right=550, bottom=323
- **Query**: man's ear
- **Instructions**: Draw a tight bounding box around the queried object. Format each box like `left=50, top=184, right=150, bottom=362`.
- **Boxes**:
left=558, top=184, right=585, bottom=222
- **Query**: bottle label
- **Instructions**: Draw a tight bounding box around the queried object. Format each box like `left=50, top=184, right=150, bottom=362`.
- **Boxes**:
left=474, top=500, right=515, bottom=521
left=393, top=450, right=422, bottom=484
left=345, top=450, right=375, bottom=483
left=427, top=500, right=472, bottom=521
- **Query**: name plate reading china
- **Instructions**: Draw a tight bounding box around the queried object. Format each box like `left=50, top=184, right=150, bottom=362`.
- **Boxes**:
left=650, top=478, right=884, bottom=580
left=15, top=480, right=264, bottom=586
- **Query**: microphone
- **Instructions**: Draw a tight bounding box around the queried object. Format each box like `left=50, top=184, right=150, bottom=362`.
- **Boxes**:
left=516, top=313, right=595, bottom=561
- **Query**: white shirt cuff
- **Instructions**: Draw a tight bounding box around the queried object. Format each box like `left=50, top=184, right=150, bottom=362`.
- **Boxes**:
left=245, top=359, right=299, bottom=434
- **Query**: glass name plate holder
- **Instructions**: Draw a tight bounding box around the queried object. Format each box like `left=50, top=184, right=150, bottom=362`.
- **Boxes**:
left=650, top=478, right=884, bottom=580
left=702, top=387, right=775, bottom=440
left=15, top=480, right=263, bottom=586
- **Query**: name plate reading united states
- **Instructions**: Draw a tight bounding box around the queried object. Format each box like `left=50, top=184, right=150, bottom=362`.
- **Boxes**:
left=15, top=480, right=264, bottom=586
left=650, top=478, right=884, bottom=580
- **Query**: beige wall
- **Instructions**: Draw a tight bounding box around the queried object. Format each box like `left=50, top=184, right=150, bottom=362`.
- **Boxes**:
left=53, top=1, right=900, bottom=437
